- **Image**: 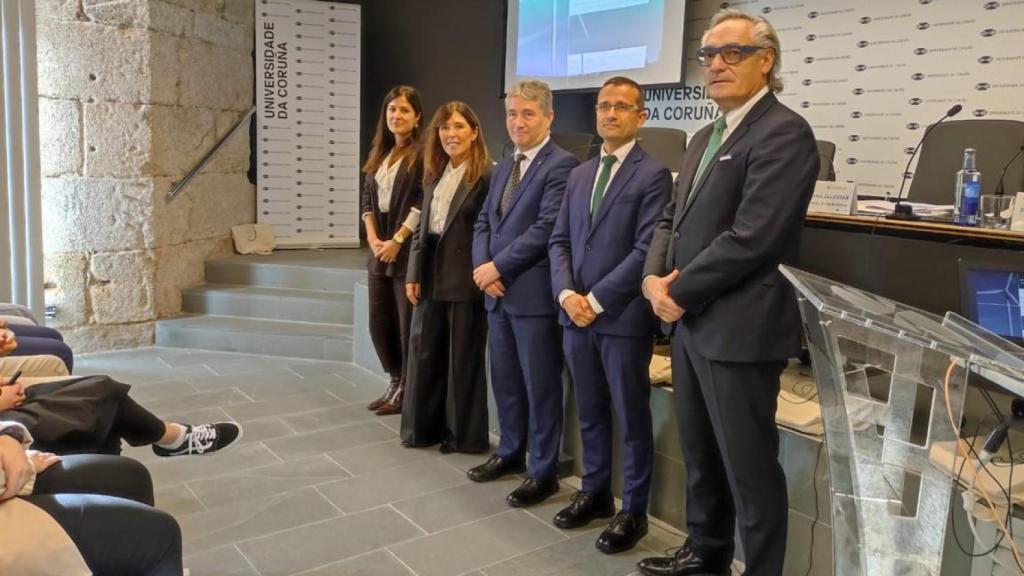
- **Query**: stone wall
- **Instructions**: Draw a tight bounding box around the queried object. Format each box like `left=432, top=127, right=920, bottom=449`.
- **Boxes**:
left=37, top=0, right=255, bottom=351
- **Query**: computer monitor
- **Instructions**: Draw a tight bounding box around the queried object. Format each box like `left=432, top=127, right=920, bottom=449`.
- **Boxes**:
left=958, top=259, right=1024, bottom=346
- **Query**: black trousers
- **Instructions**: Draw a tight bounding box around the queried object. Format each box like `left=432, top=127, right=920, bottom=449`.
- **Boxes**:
left=5, top=378, right=166, bottom=456
left=401, top=297, right=489, bottom=452
left=26, top=455, right=183, bottom=576
left=672, top=335, right=788, bottom=576
left=367, top=272, right=413, bottom=379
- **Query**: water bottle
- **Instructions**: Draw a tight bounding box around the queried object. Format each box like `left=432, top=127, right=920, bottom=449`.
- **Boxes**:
left=954, top=148, right=981, bottom=225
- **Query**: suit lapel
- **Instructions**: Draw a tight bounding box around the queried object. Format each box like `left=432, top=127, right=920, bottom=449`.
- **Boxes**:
left=441, top=180, right=471, bottom=239
left=388, top=159, right=409, bottom=216
left=588, top=145, right=642, bottom=236
left=575, top=158, right=600, bottom=239
left=677, top=93, right=778, bottom=226
left=672, top=127, right=711, bottom=230
left=491, top=157, right=513, bottom=221
left=501, top=142, right=552, bottom=222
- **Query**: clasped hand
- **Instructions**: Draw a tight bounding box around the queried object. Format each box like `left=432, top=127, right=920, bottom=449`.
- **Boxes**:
left=562, top=293, right=597, bottom=327
left=472, top=262, right=505, bottom=298
left=644, top=270, right=685, bottom=323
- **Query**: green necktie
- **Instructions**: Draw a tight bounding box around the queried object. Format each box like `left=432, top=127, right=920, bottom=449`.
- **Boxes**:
left=692, top=116, right=727, bottom=190
left=591, top=154, right=619, bottom=219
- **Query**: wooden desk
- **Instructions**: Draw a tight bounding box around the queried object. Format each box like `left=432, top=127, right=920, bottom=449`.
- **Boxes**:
left=806, top=213, right=1024, bottom=247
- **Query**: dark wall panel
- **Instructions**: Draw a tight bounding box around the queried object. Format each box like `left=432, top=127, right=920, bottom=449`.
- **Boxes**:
left=361, top=0, right=596, bottom=163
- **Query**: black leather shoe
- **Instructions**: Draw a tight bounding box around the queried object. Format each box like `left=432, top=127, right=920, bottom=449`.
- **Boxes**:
left=553, top=490, right=615, bottom=529
left=439, top=441, right=456, bottom=454
left=506, top=477, right=559, bottom=507
left=596, top=511, right=648, bottom=554
left=467, top=454, right=526, bottom=482
left=636, top=542, right=731, bottom=576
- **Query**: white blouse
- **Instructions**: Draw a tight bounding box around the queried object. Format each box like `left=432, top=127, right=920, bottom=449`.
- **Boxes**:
left=428, top=161, right=468, bottom=235
left=374, top=153, right=401, bottom=213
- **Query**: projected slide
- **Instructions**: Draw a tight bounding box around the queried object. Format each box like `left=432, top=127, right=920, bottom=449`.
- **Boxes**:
left=966, top=270, right=1024, bottom=342
left=506, top=0, right=685, bottom=91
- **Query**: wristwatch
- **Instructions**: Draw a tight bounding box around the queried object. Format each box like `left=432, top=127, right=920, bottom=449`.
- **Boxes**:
left=392, top=232, right=405, bottom=244
left=0, top=427, right=26, bottom=445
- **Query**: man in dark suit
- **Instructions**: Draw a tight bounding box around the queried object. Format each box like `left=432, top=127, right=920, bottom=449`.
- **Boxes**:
left=549, top=76, right=672, bottom=554
left=636, top=10, right=819, bottom=576
left=468, top=80, right=579, bottom=506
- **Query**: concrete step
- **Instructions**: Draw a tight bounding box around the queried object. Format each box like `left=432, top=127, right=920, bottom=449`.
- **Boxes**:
left=155, top=314, right=353, bottom=361
left=204, top=249, right=369, bottom=292
left=181, top=284, right=353, bottom=325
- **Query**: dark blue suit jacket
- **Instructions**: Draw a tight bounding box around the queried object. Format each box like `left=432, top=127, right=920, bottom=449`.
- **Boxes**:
left=473, top=140, right=579, bottom=316
left=548, top=143, right=672, bottom=338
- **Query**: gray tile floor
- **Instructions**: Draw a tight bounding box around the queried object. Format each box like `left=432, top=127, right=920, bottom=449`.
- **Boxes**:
left=77, top=347, right=687, bottom=576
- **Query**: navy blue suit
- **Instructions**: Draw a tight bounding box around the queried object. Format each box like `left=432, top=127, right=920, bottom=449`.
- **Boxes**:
left=473, top=139, right=578, bottom=480
left=548, top=143, right=671, bottom=513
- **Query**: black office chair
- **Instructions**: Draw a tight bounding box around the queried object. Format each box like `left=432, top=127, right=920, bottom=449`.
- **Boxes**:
left=550, top=132, right=597, bottom=163
left=816, top=140, right=837, bottom=181
left=908, top=120, right=1024, bottom=205
left=636, top=127, right=688, bottom=174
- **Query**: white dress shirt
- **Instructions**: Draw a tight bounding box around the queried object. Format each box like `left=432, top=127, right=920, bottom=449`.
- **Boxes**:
left=558, top=138, right=638, bottom=316
left=428, top=161, right=467, bottom=235
left=721, top=85, right=769, bottom=142
left=514, top=135, right=550, bottom=178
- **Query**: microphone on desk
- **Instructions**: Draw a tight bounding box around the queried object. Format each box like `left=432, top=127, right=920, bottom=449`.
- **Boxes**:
left=994, top=142, right=1024, bottom=197
left=886, top=104, right=963, bottom=221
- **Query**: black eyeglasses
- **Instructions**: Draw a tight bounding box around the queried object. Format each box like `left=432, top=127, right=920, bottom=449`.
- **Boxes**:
left=696, top=44, right=764, bottom=67
left=595, top=102, right=642, bottom=114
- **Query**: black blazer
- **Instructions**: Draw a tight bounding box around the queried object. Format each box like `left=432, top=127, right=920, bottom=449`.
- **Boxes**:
left=643, top=92, right=819, bottom=362
left=360, top=153, right=423, bottom=278
left=406, top=171, right=490, bottom=302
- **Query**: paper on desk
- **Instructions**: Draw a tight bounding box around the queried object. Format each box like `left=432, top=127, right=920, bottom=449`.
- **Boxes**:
left=857, top=200, right=955, bottom=216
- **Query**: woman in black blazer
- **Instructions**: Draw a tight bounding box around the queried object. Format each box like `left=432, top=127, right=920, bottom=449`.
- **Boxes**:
left=360, top=86, right=424, bottom=415
left=402, top=101, right=491, bottom=453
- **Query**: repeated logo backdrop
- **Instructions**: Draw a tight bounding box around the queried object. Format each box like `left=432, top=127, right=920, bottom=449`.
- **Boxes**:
left=256, top=0, right=361, bottom=247
left=645, top=0, right=1024, bottom=198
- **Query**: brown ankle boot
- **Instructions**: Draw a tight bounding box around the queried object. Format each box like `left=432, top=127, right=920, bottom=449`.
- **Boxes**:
left=374, top=380, right=404, bottom=416
left=367, top=376, right=400, bottom=411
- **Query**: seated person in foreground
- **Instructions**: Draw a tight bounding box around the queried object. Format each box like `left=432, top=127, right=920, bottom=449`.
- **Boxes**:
left=0, top=371, right=241, bottom=457
left=0, top=420, right=185, bottom=576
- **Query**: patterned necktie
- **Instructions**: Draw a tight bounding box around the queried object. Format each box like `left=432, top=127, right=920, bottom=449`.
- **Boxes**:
left=590, top=154, right=619, bottom=219
left=499, top=153, right=527, bottom=217
left=692, top=116, right=727, bottom=191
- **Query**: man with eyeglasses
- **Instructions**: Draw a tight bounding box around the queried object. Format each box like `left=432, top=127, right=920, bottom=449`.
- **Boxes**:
left=548, top=76, right=671, bottom=554
left=638, top=9, right=819, bottom=576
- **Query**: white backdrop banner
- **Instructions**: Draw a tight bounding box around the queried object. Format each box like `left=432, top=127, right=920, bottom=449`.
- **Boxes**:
left=645, top=0, right=1024, bottom=198
left=256, top=0, right=361, bottom=247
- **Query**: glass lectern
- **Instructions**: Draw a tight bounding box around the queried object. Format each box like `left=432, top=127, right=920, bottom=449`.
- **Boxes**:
left=780, top=265, right=1024, bottom=576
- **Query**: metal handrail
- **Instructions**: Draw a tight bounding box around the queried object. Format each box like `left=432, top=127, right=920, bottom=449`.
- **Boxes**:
left=166, top=106, right=256, bottom=200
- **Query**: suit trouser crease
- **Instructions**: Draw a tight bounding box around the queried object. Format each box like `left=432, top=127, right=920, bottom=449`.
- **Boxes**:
left=401, top=298, right=489, bottom=452
left=488, top=306, right=564, bottom=479
left=367, top=272, right=412, bottom=378
left=564, top=328, right=653, bottom=513
left=673, top=334, right=788, bottom=576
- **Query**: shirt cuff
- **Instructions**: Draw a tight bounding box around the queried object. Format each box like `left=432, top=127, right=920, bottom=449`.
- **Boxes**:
left=557, top=289, right=575, bottom=306
left=641, top=274, right=658, bottom=299
left=586, top=292, right=604, bottom=315
left=402, top=208, right=421, bottom=232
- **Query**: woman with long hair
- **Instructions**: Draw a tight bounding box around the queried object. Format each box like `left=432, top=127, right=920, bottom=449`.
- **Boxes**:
left=360, top=86, right=424, bottom=415
left=401, top=101, right=491, bottom=453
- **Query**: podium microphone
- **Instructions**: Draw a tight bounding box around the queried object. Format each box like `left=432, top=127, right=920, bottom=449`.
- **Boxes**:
left=994, top=142, right=1024, bottom=197
left=886, top=104, right=963, bottom=220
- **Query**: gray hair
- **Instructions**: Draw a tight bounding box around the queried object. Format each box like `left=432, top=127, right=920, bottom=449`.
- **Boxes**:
left=702, top=9, right=783, bottom=93
left=506, top=79, right=554, bottom=114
